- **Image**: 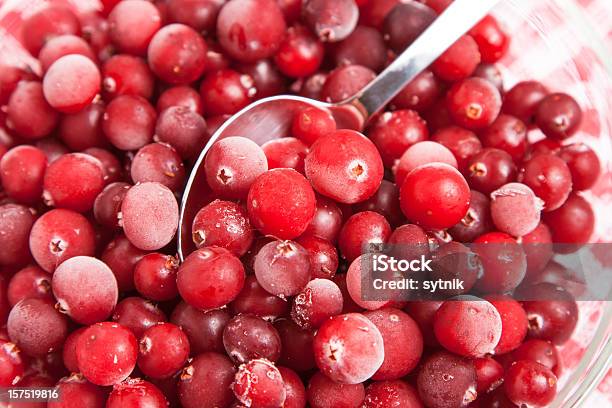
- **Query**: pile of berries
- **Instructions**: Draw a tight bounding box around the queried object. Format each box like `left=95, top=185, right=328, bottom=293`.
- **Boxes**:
left=0, top=0, right=601, bottom=407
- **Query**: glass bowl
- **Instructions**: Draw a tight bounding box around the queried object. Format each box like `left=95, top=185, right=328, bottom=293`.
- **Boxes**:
left=0, top=0, right=610, bottom=406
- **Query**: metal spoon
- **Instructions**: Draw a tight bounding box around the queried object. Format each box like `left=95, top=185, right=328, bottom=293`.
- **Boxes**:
left=177, top=0, right=500, bottom=260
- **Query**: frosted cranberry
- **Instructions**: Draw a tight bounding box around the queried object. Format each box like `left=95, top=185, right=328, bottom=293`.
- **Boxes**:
left=432, top=35, right=480, bottom=82
left=275, top=25, right=324, bottom=78
left=502, top=81, right=549, bottom=124
left=38, top=34, right=96, bottom=72
left=469, top=15, right=509, bottom=63
left=43, top=55, right=101, bottom=114
left=338, top=211, right=391, bottom=262
left=138, top=323, right=189, bottom=378
left=43, top=153, right=105, bottom=212
left=62, top=328, right=86, bottom=373
left=133, top=253, right=179, bottom=301
left=466, top=148, right=517, bottom=194
left=59, top=102, right=107, bottom=151
left=277, top=367, right=306, bottom=408
left=473, top=62, right=504, bottom=92
left=52, top=256, right=118, bottom=324
left=148, top=24, right=207, bottom=84
left=7, top=298, right=67, bottom=357
left=155, top=106, right=207, bottom=159
left=200, top=69, right=255, bottom=116
left=108, top=0, right=161, bottom=55
left=473, top=232, right=527, bottom=293
left=291, top=278, right=343, bottom=330
left=504, top=360, right=556, bottom=407
left=171, top=301, right=230, bottom=353
left=542, top=193, right=594, bottom=246
left=101, top=235, right=148, bottom=291
left=232, top=275, right=289, bottom=320
left=102, top=55, right=154, bottom=100
left=179, top=352, right=235, bottom=408
left=557, top=143, right=601, bottom=190
left=7, top=265, right=51, bottom=306
left=303, top=0, right=358, bottom=42
left=192, top=200, right=252, bottom=256
left=321, top=65, right=375, bottom=102
left=178, top=247, right=245, bottom=309
left=395, top=141, right=458, bottom=186
left=363, top=381, right=422, bottom=408
left=7, top=81, right=59, bottom=140
left=217, top=0, right=286, bottom=62
left=448, top=190, right=492, bottom=242
left=261, top=137, right=307, bottom=174
left=383, top=1, right=435, bottom=52
left=474, top=356, right=504, bottom=394
left=368, top=110, right=428, bottom=168
left=359, top=0, right=399, bottom=28
left=333, top=26, right=386, bottom=72
left=0, top=340, right=24, bottom=386
left=447, top=77, right=502, bottom=130
left=238, top=59, right=287, bottom=99
left=121, top=182, right=179, bottom=251
left=0, top=64, right=37, bottom=105
left=29, top=209, right=95, bottom=273
left=93, top=182, right=129, bottom=229
left=205, top=136, right=267, bottom=198
left=103, top=95, right=157, bottom=150
left=131, top=142, right=185, bottom=191
left=400, top=163, right=470, bottom=229
left=254, top=240, right=311, bottom=297
left=392, top=70, right=441, bottom=113
left=346, top=256, right=391, bottom=311
left=157, top=86, right=203, bottom=115
left=76, top=322, right=137, bottom=386
left=291, top=107, right=337, bottom=146
left=107, top=378, right=167, bottom=408
left=490, top=182, right=542, bottom=237
left=296, top=235, right=339, bottom=279
left=233, top=358, right=286, bottom=407
left=166, top=0, right=224, bottom=32
left=304, top=195, right=343, bottom=243
left=307, top=371, right=365, bottom=408
left=314, top=313, right=384, bottom=384
left=306, top=129, right=383, bottom=204
left=535, top=93, right=582, bottom=139
left=224, top=314, right=281, bottom=363
left=22, top=5, right=81, bottom=56
left=248, top=168, right=316, bottom=239
left=416, top=351, right=477, bottom=408
left=275, top=319, right=315, bottom=372
left=510, top=339, right=559, bottom=373
left=481, top=114, right=527, bottom=161
left=519, top=154, right=572, bottom=212
left=483, top=294, right=528, bottom=355
left=0, top=205, right=35, bottom=266
left=112, top=297, right=167, bottom=338
left=0, top=146, right=47, bottom=204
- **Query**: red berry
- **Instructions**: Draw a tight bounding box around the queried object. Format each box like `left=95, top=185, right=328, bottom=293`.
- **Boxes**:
left=231, top=275, right=290, bottom=321
left=502, top=80, right=549, bottom=124
left=130, top=142, right=186, bottom=192
left=535, top=93, right=582, bottom=140
left=262, top=137, right=309, bottom=173
left=138, top=323, right=190, bottom=378
left=542, top=193, right=594, bottom=246
left=303, top=0, right=359, bottom=42
left=291, top=278, right=344, bottom=330
left=102, top=54, right=154, bottom=100
left=473, top=232, right=527, bottom=293
left=107, top=378, right=168, bottom=408
left=108, top=0, right=162, bottom=56
left=362, top=380, right=422, bottom=408
left=178, top=352, right=236, bottom=408
left=223, top=314, right=281, bottom=363
left=22, top=5, right=81, bottom=56
left=394, top=141, right=458, bottom=186
left=447, top=77, right=502, bottom=130
left=307, top=371, right=365, bottom=408
left=43, top=55, right=101, bottom=114
left=468, top=15, right=509, bottom=63
left=275, top=25, right=325, bottom=78
left=556, top=143, right=601, bottom=191
left=338, top=211, right=391, bottom=262
left=291, top=106, right=337, bottom=146
left=155, top=106, right=208, bottom=159
left=432, top=35, right=480, bottom=82
left=103, top=95, right=157, bottom=151
left=504, top=360, right=557, bottom=407
left=233, top=358, right=286, bottom=407
left=38, top=34, right=96, bottom=72
left=480, top=114, right=528, bottom=161
left=133, top=253, right=179, bottom=301
left=171, top=302, right=231, bottom=354
left=200, top=69, right=255, bottom=116
left=254, top=240, right=311, bottom=298
left=417, top=351, right=477, bottom=408
left=0, top=205, right=36, bottom=267
left=490, top=182, right=542, bottom=237
left=112, top=297, right=167, bottom=339
left=485, top=294, right=528, bottom=355
left=519, top=153, right=572, bottom=212
left=7, top=81, right=59, bottom=140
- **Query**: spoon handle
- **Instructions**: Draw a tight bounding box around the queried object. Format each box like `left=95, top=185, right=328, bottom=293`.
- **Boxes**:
left=346, top=0, right=500, bottom=118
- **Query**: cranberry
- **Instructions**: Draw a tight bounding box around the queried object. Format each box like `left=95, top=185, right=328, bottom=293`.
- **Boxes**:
left=400, top=163, right=470, bottom=230
left=535, top=93, right=582, bottom=139
left=542, top=193, right=594, bottom=246
left=101, top=235, right=148, bottom=292
left=504, top=360, right=557, bottom=407
left=291, top=106, right=337, bottom=146
left=521, top=221, right=554, bottom=276
left=466, top=148, right=517, bottom=194
left=7, top=265, right=51, bottom=306
left=7, top=81, right=59, bottom=140
left=447, top=77, right=502, bottom=130
left=314, top=313, right=384, bottom=384
left=432, top=35, right=480, bottom=82
left=223, top=314, right=281, bottom=363
left=239, top=59, right=287, bottom=99
left=22, top=5, right=81, bottom=56
left=166, top=0, right=224, bottom=33
left=359, top=0, right=399, bottom=29
left=131, top=142, right=185, bottom=191
left=469, top=15, right=509, bottom=63
left=423, top=98, right=454, bottom=133
left=0, top=204, right=35, bottom=267
left=473, top=62, right=504, bottom=92
left=62, top=328, right=86, bottom=373
left=59, top=102, right=108, bottom=151
left=362, top=380, right=422, bottom=408
left=133, top=253, right=179, bottom=301
left=254, top=240, right=311, bottom=297
left=275, top=319, right=315, bottom=372
left=157, top=85, right=203, bottom=115
left=0, top=341, right=24, bottom=386
left=291, top=278, right=343, bottom=329
left=338, top=211, right=391, bottom=262
left=102, top=54, right=154, bottom=100
left=92, top=183, right=128, bottom=229
left=155, top=106, right=208, bottom=159
left=346, top=256, right=392, bottom=311
left=48, top=374, right=106, bottom=408
left=430, top=242, right=481, bottom=296
left=480, top=114, right=528, bottom=161
left=368, top=110, right=429, bottom=167
left=296, top=235, right=339, bottom=279
left=178, top=352, right=236, bottom=408
left=473, top=356, right=504, bottom=394
left=298, top=72, right=328, bottom=100
left=233, top=358, right=286, bottom=407
left=0, top=65, right=38, bottom=105
left=502, top=81, right=549, bottom=125
left=304, top=195, right=344, bottom=243
left=392, top=70, right=442, bottom=113
left=108, top=0, right=162, bottom=56
left=395, top=141, right=458, bottom=186
left=84, top=147, right=122, bottom=184
left=333, top=25, right=387, bottom=72
left=29, top=209, right=96, bottom=273
left=107, top=378, right=168, bottom=408
left=473, top=232, right=527, bottom=293
left=510, top=339, right=560, bottom=373
left=417, top=351, right=477, bottom=408
left=519, top=153, right=572, bottom=212
left=485, top=294, right=528, bottom=355
left=303, top=0, right=359, bottom=42
left=278, top=366, right=307, bottom=408
left=275, top=25, right=325, bottom=78
left=38, top=34, right=96, bottom=72
left=217, top=0, right=286, bottom=62
left=262, top=137, right=308, bottom=173
left=103, top=95, right=157, bottom=151
left=200, top=69, right=255, bottom=116
left=138, top=323, right=189, bottom=378
left=307, top=371, right=365, bottom=408
left=170, top=301, right=230, bottom=353
left=321, top=64, right=376, bottom=102
left=8, top=298, right=67, bottom=357
left=557, top=142, right=601, bottom=190
left=177, top=246, right=245, bottom=309
left=112, top=297, right=167, bottom=338
left=448, top=190, right=493, bottom=242
left=490, top=182, right=542, bottom=237
left=231, top=275, right=290, bottom=320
